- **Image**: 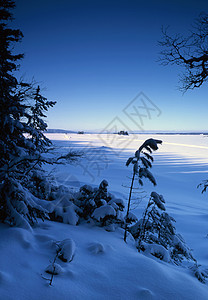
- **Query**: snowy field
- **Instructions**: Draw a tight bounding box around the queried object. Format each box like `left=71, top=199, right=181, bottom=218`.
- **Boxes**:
left=1, top=133, right=208, bottom=299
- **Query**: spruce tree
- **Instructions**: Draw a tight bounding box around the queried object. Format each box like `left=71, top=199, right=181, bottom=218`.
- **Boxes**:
left=0, top=0, right=25, bottom=180
left=124, top=138, right=162, bottom=242
left=28, top=86, right=56, bottom=152
left=0, top=0, right=55, bottom=228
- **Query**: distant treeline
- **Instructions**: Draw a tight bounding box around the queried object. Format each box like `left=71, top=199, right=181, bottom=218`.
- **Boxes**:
left=46, top=129, right=208, bottom=136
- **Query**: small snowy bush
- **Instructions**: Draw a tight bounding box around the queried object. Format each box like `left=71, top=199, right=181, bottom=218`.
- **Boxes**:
left=73, top=180, right=125, bottom=228
left=0, top=178, right=48, bottom=229
left=130, top=191, right=195, bottom=265
left=191, top=264, right=208, bottom=283
left=92, top=205, right=116, bottom=226
left=141, top=242, right=170, bottom=262
left=27, top=170, right=52, bottom=200
left=47, top=185, right=80, bottom=225
left=38, top=180, right=125, bottom=229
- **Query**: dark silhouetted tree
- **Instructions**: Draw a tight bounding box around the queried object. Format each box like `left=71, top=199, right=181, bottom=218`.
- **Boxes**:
left=159, top=13, right=208, bottom=92
left=0, top=0, right=56, bottom=228
left=159, top=13, right=208, bottom=195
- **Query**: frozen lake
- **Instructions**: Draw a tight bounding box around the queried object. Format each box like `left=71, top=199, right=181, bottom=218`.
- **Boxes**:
left=45, top=133, right=208, bottom=262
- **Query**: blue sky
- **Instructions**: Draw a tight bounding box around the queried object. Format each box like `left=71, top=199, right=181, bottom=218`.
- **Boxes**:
left=14, top=0, right=208, bottom=132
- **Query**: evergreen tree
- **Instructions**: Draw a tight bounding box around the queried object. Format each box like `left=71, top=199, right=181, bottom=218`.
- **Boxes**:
left=0, top=0, right=25, bottom=181
left=124, top=138, right=162, bottom=242
left=28, top=86, right=56, bottom=152
left=130, top=191, right=196, bottom=265
left=0, top=0, right=55, bottom=228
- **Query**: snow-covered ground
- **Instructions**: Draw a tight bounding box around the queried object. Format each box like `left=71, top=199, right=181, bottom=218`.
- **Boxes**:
left=1, top=133, right=208, bottom=299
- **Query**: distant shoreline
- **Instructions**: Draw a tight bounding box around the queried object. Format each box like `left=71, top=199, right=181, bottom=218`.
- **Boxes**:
left=47, top=129, right=208, bottom=135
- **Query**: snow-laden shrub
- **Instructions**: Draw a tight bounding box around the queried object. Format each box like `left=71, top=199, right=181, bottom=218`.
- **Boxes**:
left=92, top=205, right=116, bottom=226
left=50, top=200, right=80, bottom=225
left=170, top=234, right=195, bottom=264
left=0, top=178, right=48, bottom=229
left=108, top=198, right=125, bottom=211
left=126, top=211, right=138, bottom=224
left=27, top=170, right=52, bottom=200
left=190, top=264, right=208, bottom=283
left=130, top=191, right=195, bottom=265
left=141, top=242, right=170, bottom=262
left=37, top=180, right=125, bottom=229
left=47, top=185, right=81, bottom=225
left=73, top=180, right=125, bottom=228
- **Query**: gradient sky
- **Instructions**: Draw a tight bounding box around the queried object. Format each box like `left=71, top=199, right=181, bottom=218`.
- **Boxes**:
left=13, top=0, right=208, bottom=132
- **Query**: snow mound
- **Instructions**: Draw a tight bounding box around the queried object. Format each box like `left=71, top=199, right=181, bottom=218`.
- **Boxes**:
left=142, top=243, right=170, bottom=262
left=58, top=238, right=76, bottom=262
left=88, top=242, right=105, bottom=254
left=138, top=288, right=154, bottom=299
left=108, top=198, right=125, bottom=210
left=92, top=205, right=116, bottom=221
left=7, top=227, right=33, bottom=249
left=45, top=263, right=63, bottom=275
left=0, top=271, right=12, bottom=284
left=105, top=224, right=116, bottom=232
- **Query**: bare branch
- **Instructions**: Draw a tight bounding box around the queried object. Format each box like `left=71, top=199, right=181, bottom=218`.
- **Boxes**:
left=159, top=14, right=208, bottom=91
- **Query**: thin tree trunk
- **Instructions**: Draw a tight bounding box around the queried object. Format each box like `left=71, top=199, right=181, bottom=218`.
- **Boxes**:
left=124, top=172, right=136, bottom=242
left=137, top=198, right=151, bottom=251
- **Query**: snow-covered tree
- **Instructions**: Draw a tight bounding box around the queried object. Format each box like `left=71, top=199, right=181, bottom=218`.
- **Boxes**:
left=27, top=85, right=56, bottom=152
left=124, top=138, right=162, bottom=242
left=0, top=0, right=25, bottom=181
left=130, top=191, right=195, bottom=265
left=0, top=0, right=55, bottom=228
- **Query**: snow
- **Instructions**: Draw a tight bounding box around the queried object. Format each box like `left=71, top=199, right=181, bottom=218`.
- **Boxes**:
left=45, top=263, right=63, bottom=275
left=151, top=191, right=166, bottom=210
left=87, top=242, right=105, bottom=254
left=92, top=205, right=116, bottom=221
left=108, top=197, right=125, bottom=209
left=127, top=211, right=138, bottom=222
left=1, top=221, right=208, bottom=300
left=1, top=133, right=208, bottom=299
left=141, top=242, right=171, bottom=262
left=57, top=238, right=76, bottom=262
